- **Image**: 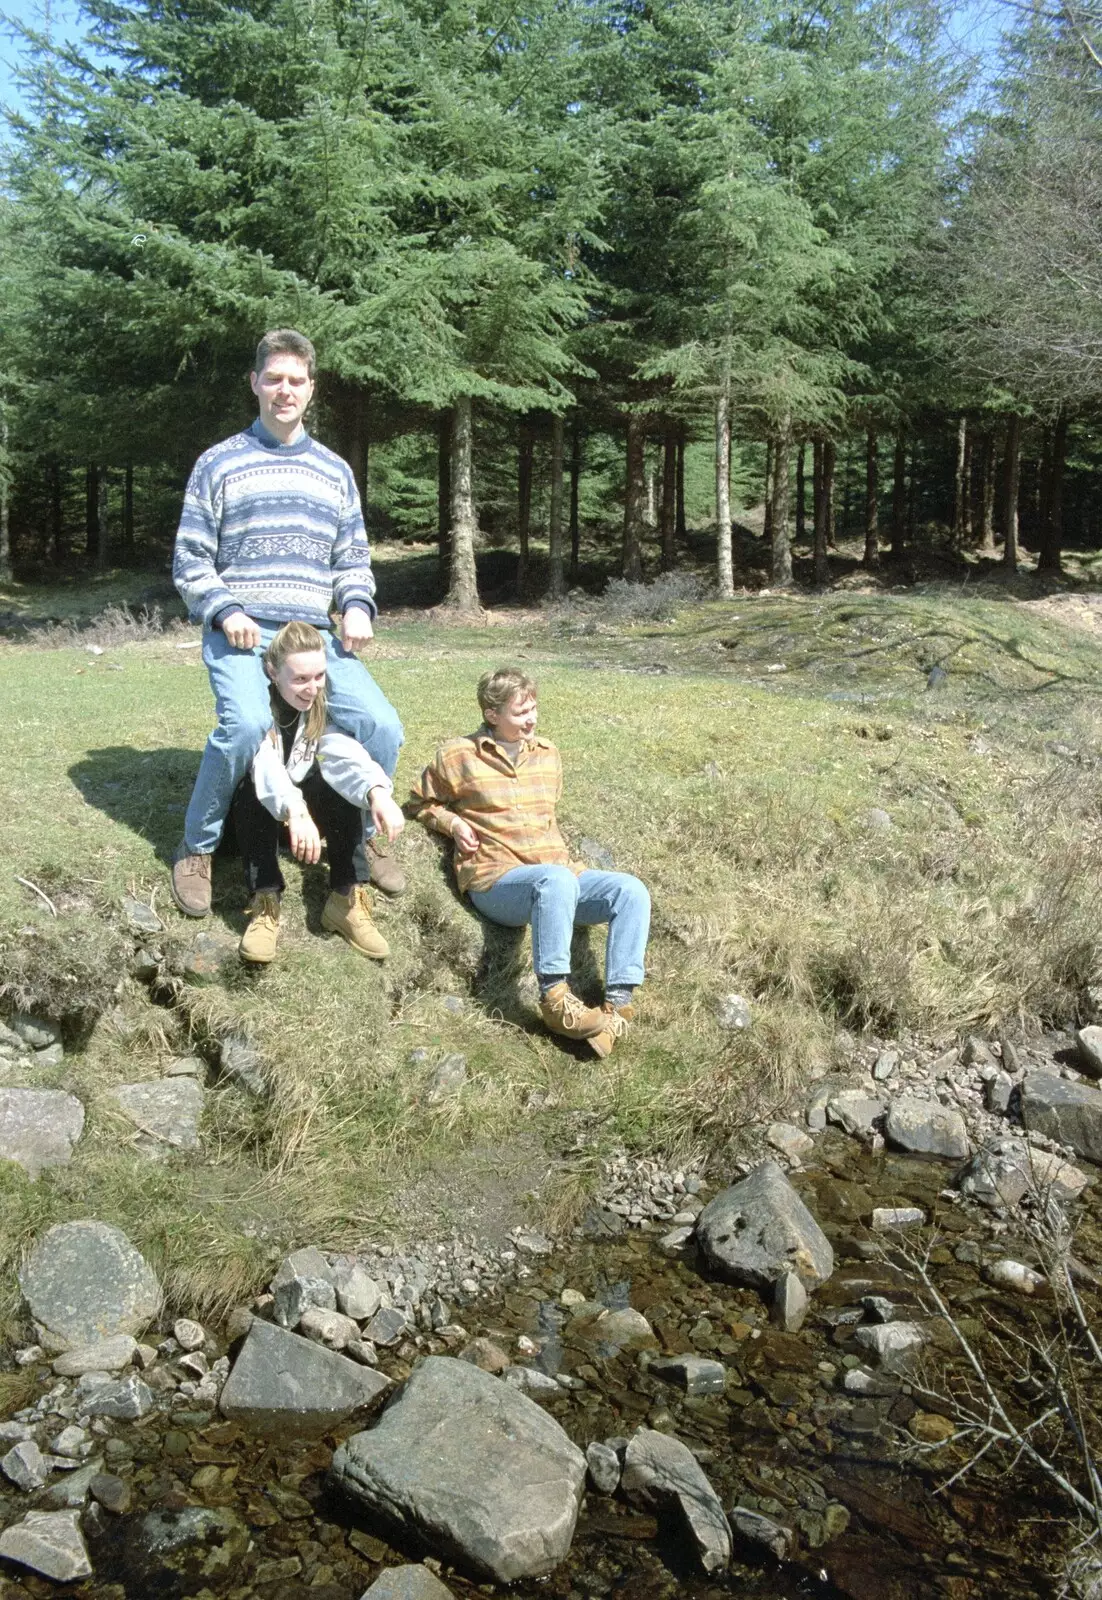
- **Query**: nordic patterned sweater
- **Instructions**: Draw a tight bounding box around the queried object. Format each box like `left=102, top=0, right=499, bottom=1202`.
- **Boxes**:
left=172, top=420, right=377, bottom=630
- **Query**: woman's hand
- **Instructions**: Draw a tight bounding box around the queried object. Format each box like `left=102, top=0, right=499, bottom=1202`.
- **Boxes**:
left=451, top=817, right=481, bottom=856
left=369, top=788, right=406, bottom=842
left=288, top=809, right=322, bottom=865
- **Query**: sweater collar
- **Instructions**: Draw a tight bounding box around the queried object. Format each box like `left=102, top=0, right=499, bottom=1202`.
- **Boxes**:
left=250, top=417, right=311, bottom=454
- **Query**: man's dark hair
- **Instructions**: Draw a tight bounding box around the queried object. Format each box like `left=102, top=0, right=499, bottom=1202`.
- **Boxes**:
left=253, top=328, right=317, bottom=379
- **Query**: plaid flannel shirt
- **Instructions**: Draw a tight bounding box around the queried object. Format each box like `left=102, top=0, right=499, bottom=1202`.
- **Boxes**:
left=407, top=729, right=578, bottom=893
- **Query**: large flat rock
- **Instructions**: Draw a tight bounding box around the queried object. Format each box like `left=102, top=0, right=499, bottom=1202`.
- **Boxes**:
left=0, top=1511, right=92, bottom=1581
left=0, top=1088, right=84, bottom=1180
left=19, top=1220, right=162, bottom=1353
left=695, top=1161, right=833, bottom=1291
left=106, top=1078, right=204, bottom=1157
left=1021, top=1073, right=1102, bottom=1164
left=884, top=1098, right=969, bottom=1160
left=219, top=1318, right=389, bottom=1436
left=331, top=1355, right=586, bottom=1583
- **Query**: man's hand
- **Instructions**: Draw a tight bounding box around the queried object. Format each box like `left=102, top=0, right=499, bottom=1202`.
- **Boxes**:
left=369, top=788, right=406, bottom=843
left=451, top=818, right=481, bottom=857
left=221, top=610, right=262, bottom=650
left=287, top=808, right=322, bottom=865
left=341, top=606, right=375, bottom=652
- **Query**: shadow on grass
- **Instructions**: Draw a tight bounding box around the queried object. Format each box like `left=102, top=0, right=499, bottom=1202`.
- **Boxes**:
left=69, top=745, right=199, bottom=864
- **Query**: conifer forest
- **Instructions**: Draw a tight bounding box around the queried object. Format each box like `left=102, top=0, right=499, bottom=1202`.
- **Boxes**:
left=1, top=0, right=1100, bottom=607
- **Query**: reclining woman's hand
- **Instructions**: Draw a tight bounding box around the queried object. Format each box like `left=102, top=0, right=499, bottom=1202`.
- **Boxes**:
left=369, top=787, right=406, bottom=843
left=450, top=817, right=481, bottom=856
left=287, top=807, right=322, bottom=865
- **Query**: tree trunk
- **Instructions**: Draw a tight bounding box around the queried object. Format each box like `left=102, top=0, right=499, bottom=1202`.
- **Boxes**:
left=906, top=440, right=917, bottom=541
left=644, top=450, right=657, bottom=529
left=517, top=415, right=533, bottom=599
left=675, top=427, right=686, bottom=542
left=841, top=441, right=852, bottom=537
left=1002, top=414, right=1021, bottom=573
left=823, top=439, right=836, bottom=556
left=548, top=413, right=565, bottom=600
left=891, top=430, right=907, bottom=557
left=622, top=414, right=645, bottom=582
left=763, top=439, right=773, bottom=544
left=952, top=415, right=967, bottom=547
left=122, top=461, right=134, bottom=558
left=715, top=388, right=733, bottom=598
left=980, top=433, right=996, bottom=554
left=771, top=420, right=793, bottom=587
left=813, top=440, right=829, bottom=584
left=437, top=414, right=451, bottom=568
left=95, top=467, right=109, bottom=571
left=660, top=424, right=677, bottom=571
left=1038, top=407, right=1067, bottom=574
left=568, top=419, right=581, bottom=582
left=447, top=396, right=480, bottom=611
left=348, top=388, right=369, bottom=514
left=85, top=464, right=98, bottom=560
left=0, top=410, right=11, bottom=582
left=49, top=457, right=66, bottom=567
left=795, top=442, right=806, bottom=543
left=864, top=429, right=879, bottom=569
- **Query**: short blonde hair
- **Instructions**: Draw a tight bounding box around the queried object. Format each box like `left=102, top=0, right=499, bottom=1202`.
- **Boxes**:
left=477, top=666, right=537, bottom=716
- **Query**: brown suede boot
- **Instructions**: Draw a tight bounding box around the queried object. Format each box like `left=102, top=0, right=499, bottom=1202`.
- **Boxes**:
left=368, top=839, right=407, bottom=897
left=588, top=1006, right=630, bottom=1059
left=171, top=843, right=212, bottom=917
left=240, top=892, right=281, bottom=964
left=321, top=885, right=389, bottom=960
left=538, top=982, right=607, bottom=1042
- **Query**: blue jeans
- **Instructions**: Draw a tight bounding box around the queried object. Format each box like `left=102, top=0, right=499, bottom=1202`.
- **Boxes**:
left=469, top=865, right=650, bottom=990
left=183, top=624, right=404, bottom=855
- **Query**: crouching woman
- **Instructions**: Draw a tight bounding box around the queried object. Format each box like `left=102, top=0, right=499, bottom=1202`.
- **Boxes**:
left=407, top=666, right=650, bottom=1057
left=234, top=621, right=404, bottom=964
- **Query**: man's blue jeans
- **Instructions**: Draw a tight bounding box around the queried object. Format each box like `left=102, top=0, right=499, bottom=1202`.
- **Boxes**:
left=468, top=865, right=650, bottom=989
left=183, top=625, right=404, bottom=856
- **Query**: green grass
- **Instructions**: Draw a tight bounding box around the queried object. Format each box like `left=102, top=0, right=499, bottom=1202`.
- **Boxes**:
left=2, top=571, right=1102, bottom=1320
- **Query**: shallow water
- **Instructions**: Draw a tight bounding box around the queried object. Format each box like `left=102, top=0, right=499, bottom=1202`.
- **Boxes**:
left=2, top=1131, right=1091, bottom=1600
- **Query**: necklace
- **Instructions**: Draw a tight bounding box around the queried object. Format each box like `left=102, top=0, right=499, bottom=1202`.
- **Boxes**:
left=272, top=700, right=300, bottom=730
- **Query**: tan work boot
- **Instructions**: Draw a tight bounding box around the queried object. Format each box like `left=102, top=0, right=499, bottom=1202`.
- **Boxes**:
left=171, top=843, right=212, bottom=917
left=538, top=982, right=607, bottom=1043
left=321, top=885, right=390, bottom=960
left=240, top=892, right=281, bottom=964
left=588, top=1006, right=630, bottom=1059
left=368, top=838, right=406, bottom=897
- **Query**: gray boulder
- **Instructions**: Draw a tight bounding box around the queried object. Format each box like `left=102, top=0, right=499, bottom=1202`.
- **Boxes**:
left=730, top=1506, right=793, bottom=1560
left=826, top=1092, right=885, bottom=1137
left=0, top=1511, right=92, bottom=1581
left=218, top=1033, right=268, bottom=1097
left=621, top=1428, right=731, bottom=1574
left=9, top=1014, right=60, bottom=1050
left=1021, top=1073, right=1102, bottom=1163
left=1076, top=1026, right=1102, bottom=1080
left=885, top=1098, right=969, bottom=1159
left=360, top=1567, right=456, bottom=1599
left=585, top=1441, right=621, bottom=1494
left=330, top=1355, right=586, bottom=1583
left=333, top=1262, right=382, bottom=1321
left=0, top=1088, right=84, bottom=1180
left=957, top=1139, right=1088, bottom=1209
left=2, top=1440, right=48, bottom=1491
left=219, top=1319, right=389, bottom=1437
left=85, top=1373, right=155, bottom=1420
left=105, top=1078, right=204, bottom=1156
left=274, top=1273, right=336, bottom=1330
left=20, top=1220, right=162, bottom=1352
left=695, top=1161, right=833, bottom=1291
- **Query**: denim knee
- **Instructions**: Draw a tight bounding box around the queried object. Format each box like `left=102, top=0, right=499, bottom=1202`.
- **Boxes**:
left=535, top=865, right=581, bottom=905
left=615, top=874, right=650, bottom=913
left=368, top=705, right=404, bottom=776
left=221, top=709, right=271, bottom=761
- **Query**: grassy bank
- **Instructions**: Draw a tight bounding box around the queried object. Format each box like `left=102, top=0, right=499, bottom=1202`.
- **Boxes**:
left=1, top=571, right=1101, bottom=1324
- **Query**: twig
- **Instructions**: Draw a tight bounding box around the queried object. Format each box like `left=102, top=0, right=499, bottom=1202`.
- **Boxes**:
left=14, top=875, right=57, bottom=917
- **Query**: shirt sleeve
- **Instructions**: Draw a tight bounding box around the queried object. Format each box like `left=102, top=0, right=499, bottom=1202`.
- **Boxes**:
left=251, top=732, right=308, bottom=822
left=316, top=730, right=392, bottom=809
left=330, top=464, right=378, bottom=621
left=172, top=454, right=242, bottom=628
left=406, top=751, right=459, bottom=836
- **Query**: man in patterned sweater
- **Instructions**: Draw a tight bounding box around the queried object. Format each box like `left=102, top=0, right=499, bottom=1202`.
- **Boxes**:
left=171, top=328, right=404, bottom=916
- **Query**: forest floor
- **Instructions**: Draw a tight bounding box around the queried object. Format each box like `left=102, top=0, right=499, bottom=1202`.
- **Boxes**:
left=0, top=551, right=1101, bottom=1326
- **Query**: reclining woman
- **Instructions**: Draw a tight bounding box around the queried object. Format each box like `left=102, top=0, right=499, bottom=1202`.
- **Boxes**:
left=407, top=666, right=650, bottom=1057
left=234, top=621, right=405, bottom=964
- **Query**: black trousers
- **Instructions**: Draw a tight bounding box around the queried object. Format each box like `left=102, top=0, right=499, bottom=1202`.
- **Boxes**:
left=231, top=767, right=365, bottom=897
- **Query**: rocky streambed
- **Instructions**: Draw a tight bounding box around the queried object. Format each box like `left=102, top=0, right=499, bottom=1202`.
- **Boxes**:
left=1, top=1091, right=1100, bottom=1600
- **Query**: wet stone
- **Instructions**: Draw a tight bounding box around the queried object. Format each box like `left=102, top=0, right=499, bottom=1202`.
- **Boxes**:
left=853, top=1322, right=925, bottom=1371
left=1021, top=1073, right=1102, bottom=1164
left=0, top=1509, right=92, bottom=1581
left=2, top=1440, right=48, bottom=1491
left=365, top=1306, right=409, bottom=1346
left=696, top=1161, right=834, bottom=1292
left=772, top=1271, right=808, bottom=1332
left=360, top=1564, right=457, bottom=1598
left=826, top=1093, right=885, bottom=1137
left=730, top=1506, right=793, bottom=1560
left=219, top=1318, right=390, bottom=1437
left=648, top=1355, right=726, bottom=1396
left=885, top=1098, right=970, bottom=1159
left=586, top=1441, right=622, bottom=1493
left=621, top=1427, right=731, bottom=1575
left=45, top=1458, right=105, bottom=1508
left=85, top=1373, right=155, bottom=1420
left=871, top=1206, right=925, bottom=1230
left=90, top=1471, right=132, bottom=1513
